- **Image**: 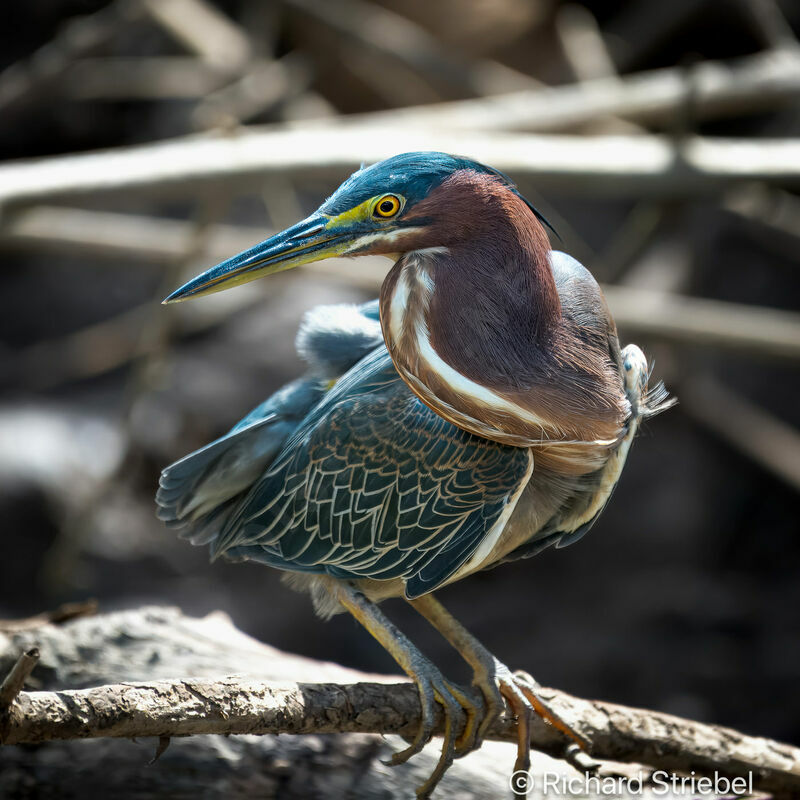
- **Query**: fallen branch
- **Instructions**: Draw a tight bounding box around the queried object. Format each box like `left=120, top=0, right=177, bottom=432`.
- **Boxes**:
left=2, top=606, right=795, bottom=798
left=2, top=128, right=800, bottom=207
left=3, top=206, right=799, bottom=363
left=333, top=48, right=800, bottom=134
left=1, top=675, right=798, bottom=795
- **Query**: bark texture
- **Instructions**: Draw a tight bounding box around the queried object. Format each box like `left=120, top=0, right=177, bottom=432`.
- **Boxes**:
left=0, top=606, right=796, bottom=799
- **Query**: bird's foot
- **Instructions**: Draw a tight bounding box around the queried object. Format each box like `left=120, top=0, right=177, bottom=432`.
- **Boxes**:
left=386, top=663, right=478, bottom=799
left=459, top=661, right=589, bottom=797
left=406, top=593, right=591, bottom=797
left=332, top=584, right=480, bottom=799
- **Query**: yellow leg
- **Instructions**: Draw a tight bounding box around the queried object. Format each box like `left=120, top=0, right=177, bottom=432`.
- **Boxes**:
left=333, top=582, right=474, bottom=799
left=409, top=593, right=590, bottom=795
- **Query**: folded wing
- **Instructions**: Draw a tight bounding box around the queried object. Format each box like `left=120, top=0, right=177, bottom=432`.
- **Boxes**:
left=208, top=347, right=533, bottom=599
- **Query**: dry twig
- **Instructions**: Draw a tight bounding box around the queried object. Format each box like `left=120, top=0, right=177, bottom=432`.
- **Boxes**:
left=0, top=0, right=142, bottom=113
left=603, top=283, right=800, bottom=360
left=680, top=376, right=800, bottom=491
left=281, top=0, right=537, bottom=98
left=140, top=0, right=252, bottom=73
left=60, top=57, right=231, bottom=101
left=0, top=649, right=40, bottom=711
left=326, top=49, right=800, bottom=133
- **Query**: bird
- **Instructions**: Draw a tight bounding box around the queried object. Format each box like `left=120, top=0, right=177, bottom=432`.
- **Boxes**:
left=157, top=151, right=674, bottom=798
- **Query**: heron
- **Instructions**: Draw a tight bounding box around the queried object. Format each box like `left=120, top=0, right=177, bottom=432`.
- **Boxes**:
left=157, top=152, right=673, bottom=797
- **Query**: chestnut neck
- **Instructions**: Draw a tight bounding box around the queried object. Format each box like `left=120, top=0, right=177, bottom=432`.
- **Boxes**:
left=378, top=172, right=628, bottom=456
left=419, top=174, right=561, bottom=392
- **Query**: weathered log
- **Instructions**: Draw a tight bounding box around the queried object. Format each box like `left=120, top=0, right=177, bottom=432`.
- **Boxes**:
left=0, top=606, right=558, bottom=799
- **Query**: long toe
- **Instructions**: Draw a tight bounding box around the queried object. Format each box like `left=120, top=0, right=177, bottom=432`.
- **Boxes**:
left=512, top=670, right=590, bottom=751
left=499, top=678, right=533, bottom=781
left=402, top=593, right=589, bottom=796
left=470, top=660, right=590, bottom=798
left=386, top=665, right=472, bottom=800
left=386, top=674, right=438, bottom=766
left=447, top=683, right=484, bottom=758
left=414, top=682, right=466, bottom=800
left=472, top=668, right=507, bottom=750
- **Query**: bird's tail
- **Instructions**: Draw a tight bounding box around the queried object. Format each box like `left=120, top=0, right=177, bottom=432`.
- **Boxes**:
left=621, top=345, right=677, bottom=419
left=640, top=377, right=677, bottom=418
left=156, top=414, right=290, bottom=545
left=641, top=356, right=678, bottom=418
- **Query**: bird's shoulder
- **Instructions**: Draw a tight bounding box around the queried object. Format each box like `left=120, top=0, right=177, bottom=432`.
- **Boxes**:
left=549, top=250, right=617, bottom=340
left=295, top=299, right=383, bottom=379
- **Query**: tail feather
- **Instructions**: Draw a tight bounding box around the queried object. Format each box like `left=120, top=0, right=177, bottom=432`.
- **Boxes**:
left=641, top=378, right=677, bottom=418
left=156, top=415, right=285, bottom=520
left=176, top=498, right=240, bottom=546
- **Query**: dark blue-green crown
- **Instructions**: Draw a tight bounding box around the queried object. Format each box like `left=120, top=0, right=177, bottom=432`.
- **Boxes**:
left=320, top=151, right=556, bottom=236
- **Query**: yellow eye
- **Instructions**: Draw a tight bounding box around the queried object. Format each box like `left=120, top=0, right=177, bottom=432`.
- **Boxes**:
left=373, top=194, right=401, bottom=218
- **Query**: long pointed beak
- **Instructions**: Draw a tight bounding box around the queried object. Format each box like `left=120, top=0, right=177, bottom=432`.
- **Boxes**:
left=163, top=214, right=356, bottom=303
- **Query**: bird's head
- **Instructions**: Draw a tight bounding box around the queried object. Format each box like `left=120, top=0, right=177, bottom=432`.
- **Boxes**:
left=163, top=151, right=552, bottom=303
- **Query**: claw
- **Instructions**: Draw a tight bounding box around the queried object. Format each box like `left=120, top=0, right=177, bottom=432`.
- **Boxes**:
left=513, top=671, right=590, bottom=751
left=473, top=672, right=506, bottom=748
left=447, top=683, right=482, bottom=757
left=385, top=670, right=472, bottom=798
left=406, top=593, right=592, bottom=798
left=500, top=678, right=533, bottom=780
left=415, top=685, right=464, bottom=799
left=385, top=674, right=437, bottom=766
left=467, top=658, right=589, bottom=798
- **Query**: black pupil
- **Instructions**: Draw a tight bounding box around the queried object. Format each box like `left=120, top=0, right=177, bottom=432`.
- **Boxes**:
left=379, top=199, right=395, bottom=214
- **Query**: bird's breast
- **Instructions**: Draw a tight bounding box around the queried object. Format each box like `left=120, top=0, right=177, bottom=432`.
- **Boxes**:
left=379, top=252, right=624, bottom=475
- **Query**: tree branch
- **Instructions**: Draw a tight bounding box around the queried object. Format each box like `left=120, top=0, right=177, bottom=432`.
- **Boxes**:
left=2, top=128, right=800, bottom=208
left=334, top=49, right=800, bottom=133
left=1, top=676, right=799, bottom=795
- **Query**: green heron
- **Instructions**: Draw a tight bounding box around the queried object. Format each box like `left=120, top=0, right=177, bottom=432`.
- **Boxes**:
left=157, top=152, right=673, bottom=797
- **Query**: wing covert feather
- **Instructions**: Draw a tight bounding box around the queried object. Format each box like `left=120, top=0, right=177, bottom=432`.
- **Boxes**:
left=215, top=350, right=531, bottom=597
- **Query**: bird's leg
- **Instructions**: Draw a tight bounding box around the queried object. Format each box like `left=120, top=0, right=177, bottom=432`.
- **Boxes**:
left=408, top=594, right=590, bottom=776
left=333, top=582, right=473, bottom=799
